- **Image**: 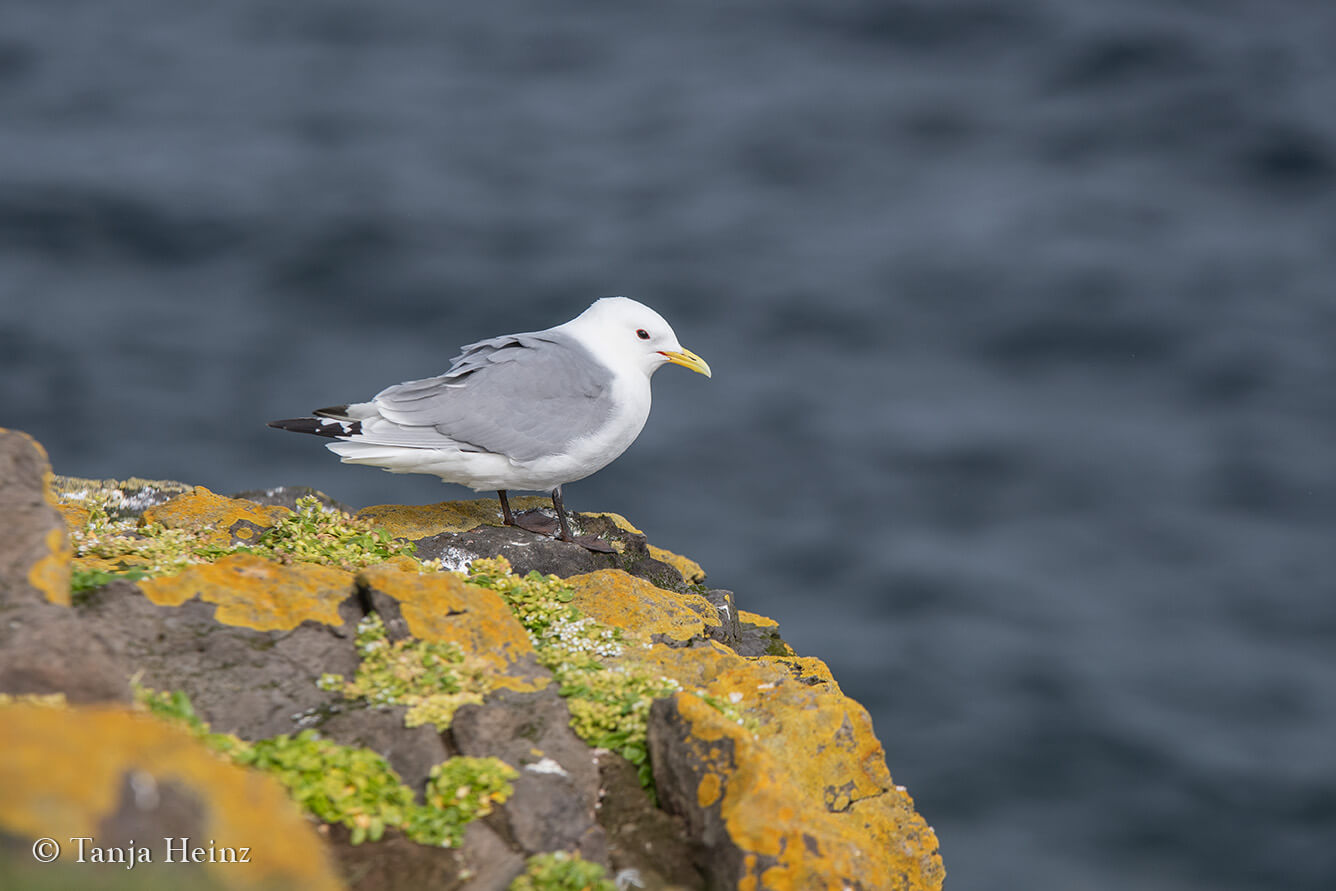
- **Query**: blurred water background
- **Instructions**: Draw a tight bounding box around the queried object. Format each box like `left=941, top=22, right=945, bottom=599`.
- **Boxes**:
left=3, top=2, right=1334, bottom=888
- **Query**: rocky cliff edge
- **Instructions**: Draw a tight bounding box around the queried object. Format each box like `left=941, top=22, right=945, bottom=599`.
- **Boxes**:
left=0, top=427, right=943, bottom=891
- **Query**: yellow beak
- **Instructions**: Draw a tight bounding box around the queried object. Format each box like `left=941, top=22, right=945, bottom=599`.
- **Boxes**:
left=659, top=347, right=712, bottom=378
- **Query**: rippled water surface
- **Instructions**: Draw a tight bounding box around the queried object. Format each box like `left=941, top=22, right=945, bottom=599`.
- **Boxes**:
left=4, top=2, right=1334, bottom=888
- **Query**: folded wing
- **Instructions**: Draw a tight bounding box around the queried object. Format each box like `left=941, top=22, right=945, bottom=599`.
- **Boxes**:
left=351, top=331, right=615, bottom=463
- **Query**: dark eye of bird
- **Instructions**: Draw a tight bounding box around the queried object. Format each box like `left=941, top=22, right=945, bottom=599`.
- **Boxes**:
left=636, top=329, right=650, bottom=340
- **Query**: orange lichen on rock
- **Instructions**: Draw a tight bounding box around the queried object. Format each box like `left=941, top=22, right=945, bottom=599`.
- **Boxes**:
left=581, top=510, right=644, bottom=535
left=28, top=526, right=73, bottom=607
left=138, top=553, right=355, bottom=631
left=759, top=655, right=841, bottom=692
left=647, top=650, right=944, bottom=890
left=696, top=771, right=723, bottom=808
left=141, top=486, right=291, bottom=546
left=55, top=501, right=91, bottom=533
left=0, top=702, right=344, bottom=890
left=566, top=569, right=721, bottom=644
left=573, top=512, right=706, bottom=581
left=738, top=609, right=778, bottom=628
left=589, top=572, right=719, bottom=638
left=635, top=639, right=748, bottom=688
left=357, top=562, right=545, bottom=690
left=647, top=544, right=707, bottom=584
left=357, top=498, right=549, bottom=540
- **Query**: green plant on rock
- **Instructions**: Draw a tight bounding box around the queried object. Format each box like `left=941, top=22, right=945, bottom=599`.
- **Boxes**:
left=465, top=558, right=679, bottom=795
left=508, top=851, right=617, bottom=891
left=406, top=757, right=518, bottom=847
left=465, top=559, right=631, bottom=674
left=235, top=734, right=517, bottom=847
left=324, top=563, right=674, bottom=781
left=318, top=612, right=491, bottom=729
left=133, top=683, right=252, bottom=759
left=70, top=566, right=149, bottom=597
left=65, top=494, right=420, bottom=596
left=133, top=684, right=515, bottom=847
left=68, top=507, right=207, bottom=581
left=561, top=666, right=679, bottom=791
left=236, top=730, right=412, bottom=844
left=222, top=495, right=415, bottom=570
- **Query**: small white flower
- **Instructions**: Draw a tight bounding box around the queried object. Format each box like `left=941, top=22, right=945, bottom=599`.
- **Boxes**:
left=615, top=868, right=644, bottom=890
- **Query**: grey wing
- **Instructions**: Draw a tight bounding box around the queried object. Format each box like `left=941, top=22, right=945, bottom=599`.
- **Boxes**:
left=365, top=332, right=615, bottom=462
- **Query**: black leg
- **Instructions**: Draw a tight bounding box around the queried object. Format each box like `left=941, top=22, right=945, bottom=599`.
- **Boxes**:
left=550, top=487, right=574, bottom=542
left=498, top=490, right=515, bottom=525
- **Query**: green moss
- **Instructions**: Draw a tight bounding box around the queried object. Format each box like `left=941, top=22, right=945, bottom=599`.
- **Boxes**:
left=508, top=851, right=617, bottom=891
left=69, top=508, right=208, bottom=579
left=465, top=558, right=680, bottom=795
left=66, top=494, right=419, bottom=594
left=241, top=495, right=417, bottom=571
left=237, top=730, right=413, bottom=844
left=406, top=757, right=518, bottom=847
left=70, top=566, right=149, bottom=597
left=133, top=684, right=514, bottom=848
left=317, top=612, right=490, bottom=730
left=561, top=666, right=678, bottom=791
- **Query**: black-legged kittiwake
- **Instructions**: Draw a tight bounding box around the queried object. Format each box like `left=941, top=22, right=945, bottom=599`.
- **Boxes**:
left=268, top=297, right=711, bottom=549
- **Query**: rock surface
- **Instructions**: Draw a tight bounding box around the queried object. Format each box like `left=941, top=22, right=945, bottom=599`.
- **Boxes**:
left=0, top=430, right=943, bottom=891
left=449, top=688, right=605, bottom=863
left=0, top=428, right=71, bottom=606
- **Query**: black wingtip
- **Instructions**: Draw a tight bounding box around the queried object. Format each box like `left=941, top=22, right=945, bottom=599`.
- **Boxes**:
left=268, top=417, right=362, bottom=438
left=313, top=405, right=352, bottom=419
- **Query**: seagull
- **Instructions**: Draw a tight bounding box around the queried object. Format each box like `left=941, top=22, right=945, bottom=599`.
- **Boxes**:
left=268, top=297, right=711, bottom=549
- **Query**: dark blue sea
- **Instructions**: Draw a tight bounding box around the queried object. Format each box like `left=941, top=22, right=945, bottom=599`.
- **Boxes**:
left=3, top=2, right=1334, bottom=888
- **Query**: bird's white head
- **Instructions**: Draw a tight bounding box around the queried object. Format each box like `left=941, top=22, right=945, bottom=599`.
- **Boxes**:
left=563, top=296, right=712, bottom=380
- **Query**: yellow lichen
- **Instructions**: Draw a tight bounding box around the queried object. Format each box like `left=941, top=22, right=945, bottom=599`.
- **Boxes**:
left=0, top=703, right=344, bottom=890
left=647, top=544, right=707, bottom=584
left=55, top=501, right=90, bottom=532
left=697, top=772, right=722, bottom=808
left=566, top=569, right=720, bottom=643
left=356, top=497, right=548, bottom=540
left=137, top=553, right=355, bottom=631
left=634, top=639, right=747, bottom=689
left=141, top=486, right=291, bottom=547
left=759, top=655, right=841, bottom=691
left=27, top=526, right=72, bottom=606
left=738, top=610, right=779, bottom=628
left=582, top=510, right=643, bottom=535
left=358, top=563, right=540, bottom=684
left=648, top=664, right=944, bottom=891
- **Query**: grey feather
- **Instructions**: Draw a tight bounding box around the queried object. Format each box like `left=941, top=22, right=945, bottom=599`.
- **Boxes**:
left=362, top=330, right=616, bottom=462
